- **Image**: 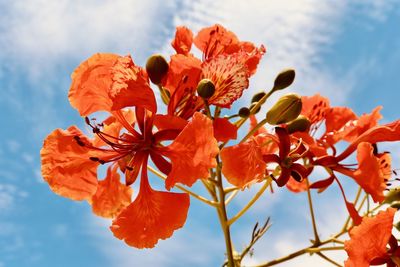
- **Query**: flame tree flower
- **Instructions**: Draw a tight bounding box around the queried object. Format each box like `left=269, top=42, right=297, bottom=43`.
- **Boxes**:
left=41, top=53, right=219, bottom=248
left=40, top=24, right=400, bottom=267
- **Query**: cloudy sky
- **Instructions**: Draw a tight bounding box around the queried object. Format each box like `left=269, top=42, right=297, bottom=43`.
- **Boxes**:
left=1, top=1, right=400, bottom=266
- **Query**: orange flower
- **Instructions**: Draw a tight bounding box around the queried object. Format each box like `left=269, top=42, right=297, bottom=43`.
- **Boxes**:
left=164, top=24, right=265, bottom=113
left=69, top=53, right=156, bottom=116
left=344, top=208, right=397, bottom=267
left=42, top=52, right=220, bottom=248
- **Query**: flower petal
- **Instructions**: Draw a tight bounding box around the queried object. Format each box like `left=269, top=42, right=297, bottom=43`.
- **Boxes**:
left=353, top=142, right=387, bottom=203
left=40, top=126, right=104, bottom=201
left=213, top=117, right=238, bottom=142
left=171, top=26, right=193, bottom=55
left=221, top=137, right=266, bottom=188
left=194, top=24, right=239, bottom=59
left=203, top=53, right=250, bottom=108
left=69, top=54, right=156, bottom=116
left=110, top=186, right=189, bottom=248
left=164, top=54, right=202, bottom=97
left=110, top=55, right=157, bottom=112
left=344, top=208, right=396, bottom=267
left=301, top=94, right=330, bottom=125
left=341, top=106, right=382, bottom=143
left=154, top=114, right=188, bottom=131
left=337, top=120, right=400, bottom=161
left=286, top=177, right=308, bottom=193
left=69, top=53, right=119, bottom=116
left=91, top=165, right=132, bottom=218
left=164, top=112, right=219, bottom=190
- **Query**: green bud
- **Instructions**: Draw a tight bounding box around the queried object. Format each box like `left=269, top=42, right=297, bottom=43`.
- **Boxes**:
left=146, top=54, right=169, bottom=85
left=273, top=69, right=295, bottom=91
left=391, top=202, right=400, bottom=210
left=197, top=79, right=215, bottom=99
left=395, top=221, right=400, bottom=232
left=287, top=115, right=311, bottom=133
left=249, top=102, right=261, bottom=114
left=384, top=190, right=400, bottom=204
left=251, top=91, right=266, bottom=103
left=266, top=93, right=302, bottom=125
left=238, top=107, right=250, bottom=118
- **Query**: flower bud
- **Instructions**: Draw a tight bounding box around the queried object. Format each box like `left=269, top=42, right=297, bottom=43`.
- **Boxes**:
left=238, top=107, right=250, bottom=118
left=251, top=91, right=266, bottom=103
left=266, top=93, right=302, bottom=125
left=273, top=69, right=295, bottom=91
left=249, top=102, right=261, bottom=114
left=287, top=115, right=311, bottom=133
left=146, top=54, right=169, bottom=85
left=197, top=79, right=215, bottom=99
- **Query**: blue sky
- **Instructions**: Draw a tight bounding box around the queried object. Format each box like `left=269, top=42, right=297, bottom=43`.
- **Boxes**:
left=1, top=1, right=400, bottom=266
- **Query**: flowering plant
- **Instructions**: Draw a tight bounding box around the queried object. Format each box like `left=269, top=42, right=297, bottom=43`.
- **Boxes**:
left=41, top=24, right=400, bottom=266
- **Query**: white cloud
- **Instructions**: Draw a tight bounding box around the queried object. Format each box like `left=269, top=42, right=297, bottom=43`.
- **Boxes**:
left=0, top=184, right=17, bottom=211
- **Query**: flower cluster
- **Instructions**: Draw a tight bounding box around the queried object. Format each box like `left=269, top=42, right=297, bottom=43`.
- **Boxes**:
left=41, top=24, right=400, bottom=266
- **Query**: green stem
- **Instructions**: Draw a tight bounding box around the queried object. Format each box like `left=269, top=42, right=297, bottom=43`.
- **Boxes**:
left=306, top=179, right=320, bottom=244
left=215, top=157, right=236, bottom=267
left=253, top=238, right=343, bottom=267
left=147, top=166, right=217, bottom=206
left=228, top=178, right=272, bottom=226
left=316, top=252, right=343, bottom=267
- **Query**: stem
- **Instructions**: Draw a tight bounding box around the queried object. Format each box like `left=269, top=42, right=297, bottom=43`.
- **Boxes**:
left=147, top=166, right=217, bottom=206
left=316, top=252, right=343, bottom=267
left=306, top=179, right=320, bottom=244
left=236, top=89, right=274, bottom=128
left=228, top=178, right=272, bottom=226
left=215, top=158, right=236, bottom=267
left=305, top=246, right=344, bottom=253
left=225, top=190, right=239, bottom=205
left=220, top=88, right=274, bottom=149
left=157, top=85, right=170, bottom=104
left=253, top=238, right=343, bottom=267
